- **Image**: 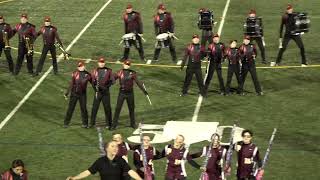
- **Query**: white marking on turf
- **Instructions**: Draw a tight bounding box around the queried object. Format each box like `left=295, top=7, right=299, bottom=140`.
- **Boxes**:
left=0, top=0, right=113, bottom=131
left=192, top=0, right=231, bottom=122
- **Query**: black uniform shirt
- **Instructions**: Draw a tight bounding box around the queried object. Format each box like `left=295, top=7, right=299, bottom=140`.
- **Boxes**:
left=88, top=155, right=131, bottom=180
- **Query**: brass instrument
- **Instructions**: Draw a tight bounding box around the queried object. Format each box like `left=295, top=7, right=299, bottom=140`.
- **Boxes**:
left=24, top=36, right=34, bottom=56
left=2, top=30, right=10, bottom=49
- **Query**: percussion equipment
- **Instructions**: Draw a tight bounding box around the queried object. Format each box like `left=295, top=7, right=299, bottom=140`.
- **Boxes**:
left=121, top=33, right=137, bottom=48
left=291, top=12, right=310, bottom=35
left=244, top=17, right=263, bottom=37
left=155, top=33, right=170, bottom=48
left=198, top=10, right=214, bottom=29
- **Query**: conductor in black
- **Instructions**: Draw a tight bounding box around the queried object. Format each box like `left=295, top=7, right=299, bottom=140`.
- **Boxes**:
left=198, top=8, right=214, bottom=47
left=276, top=4, right=307, bottom=66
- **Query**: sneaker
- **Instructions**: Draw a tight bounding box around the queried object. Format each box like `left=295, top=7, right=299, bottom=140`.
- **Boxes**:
left=63, top=125, right=69, bottom=128
left=180, top=93, right=187, bottom=97
left=257, top=92, right=264, bottom=96
left=81, top=125, right=88, bottom=129
left=301, top=64, right=307, bottom=67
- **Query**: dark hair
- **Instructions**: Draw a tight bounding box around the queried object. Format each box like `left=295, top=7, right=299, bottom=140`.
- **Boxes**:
left=104, top=140, right=118, bottom=150
left=11, top=159, right=24, bottom=168
left=242, top=129, right=253, bottom=137
left=229, top=40, right=237, bottom=44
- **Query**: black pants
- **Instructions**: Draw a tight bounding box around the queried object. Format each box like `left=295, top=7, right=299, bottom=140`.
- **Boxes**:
left=113, top=91, right=135, bottom=127
left=0, top=43, right=14, bottom=73
left=226, top=64, right=241, bottom=94
left=276, top=34, right=306, bottom=64
left=182, top=67, right=205, bottom=96
left=153, top=38, right=177, bottom=62
left=90, top=91, right=112, bottom=127
left=251, top=37, right=266, bottom=62
left=15, top=43, right=33, bottom=75
left=122, top=36, right=144, bottom=61
left=165, top=176, right=186, bottom=180
left=239, top=62, right=262, bottom=93
left=204, top=61, right=225, bottom=93
left=201, top=29, right=213, bottom=47
left=64, top=93, right=88, bottom=126
left=36, top=44, right=58, bottom=74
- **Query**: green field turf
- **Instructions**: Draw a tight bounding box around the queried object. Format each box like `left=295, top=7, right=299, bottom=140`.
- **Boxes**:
left=0, top=0, right=319, bottom=179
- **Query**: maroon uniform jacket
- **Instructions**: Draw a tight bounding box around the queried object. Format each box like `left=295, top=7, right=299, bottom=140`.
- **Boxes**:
left=208, top=42, right=225, bottom=63
left=123, top=11, right=143, bottom=34
left=236, top=142, right=262, bottom=178
left=66, top=70, right=92, bottom=95
left=91, top=67, right=114, bottom=92
left=12, top=22, right=36, bottom=43
left=37, top=25, right=62, bottom=46
left=114, top=69, right=147, bottom=94
left=181, top=43, right=205, bottom=69
left=225, top=47, right=241, bottom=65
left=239, top=43, right=257, bottom=63
left=117, top=141, right=136, bottom=157
left=153, top=12, right=174, bottom=35
left=133, top=145, right=162, bottom=176
left=192, top=145, right=226, bottom=180
left=0, top=23, right=13, bottom=42
left=1, top=170, right=28, bottom=180
left=162, top=144, right=195, bottom=179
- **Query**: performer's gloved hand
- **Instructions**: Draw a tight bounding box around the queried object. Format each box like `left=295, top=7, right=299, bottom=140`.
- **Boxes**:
left=138, top=33, right=143, bottom=37
left=174, top=159, right=182, bottom=165
left=64, top=93, right=68, bottom=100
left=166, top=148, right=172, bottom=155
left=200, top=167, right=206, bottom=172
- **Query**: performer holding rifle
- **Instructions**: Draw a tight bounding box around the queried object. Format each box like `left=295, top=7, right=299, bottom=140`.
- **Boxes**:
left=191, top=133, right=226, bottom=180
left=235, top=129, right=262, bottom=180
left=111, top=60, right=149, bottom=130
left=254, top=128, right=277, bottom=180
left=34, top=16, right=64, bottom=76
left=90, top=57, right=114, bottom=129
left=180, top=34, right=206, bottom=97
left=0, top=15, right=14, bottom=74
left=133, top=123, right=162, bottom=180
left=152, top=3, right=177, bottom=63
left=161, top=134, right=200, bottom=180
left=12, top=13, right=36, bottom=75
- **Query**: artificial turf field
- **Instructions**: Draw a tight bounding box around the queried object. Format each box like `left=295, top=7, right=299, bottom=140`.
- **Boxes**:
left=0, top=0, right=320, bottom=179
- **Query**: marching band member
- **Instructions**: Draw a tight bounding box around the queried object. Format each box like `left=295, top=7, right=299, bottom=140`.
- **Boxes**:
left=64, top=61, right=92, bottom=128
left=121, top=4, right=145, bottom=61
left=90, top=57, right=114, bottom=128
left=34, top=16, right=63, bottom=76
left=244, top=10, right=267, bottom=64
left=236, top=130, right=262, bottom=180
left=111, top=60, right=148, bottom=130
left=12, top=13, right=36, bottom=75
left=180, top=34, right=206, bottom=97
left=225, top=40, right=241, bottom=95
left=1, top=159, right=28, bottom=180
left=204, top=34, right=226, bottom=95
left=152, top=4, right=177, bottom=63
left=0, top=15, right=14, bottom=74
left=133, top=135, right=162, bottom=179
left=191, top=133, right=226, bottom=180
left=162, top=135, right=200, bottom=180
left=276, top=4, right=307, bottom=66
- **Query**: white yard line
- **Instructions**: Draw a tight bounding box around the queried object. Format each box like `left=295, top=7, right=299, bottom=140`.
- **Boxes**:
left=192, top=0, right=231, bottom=122
left=0, top=0, right=113, bottom=131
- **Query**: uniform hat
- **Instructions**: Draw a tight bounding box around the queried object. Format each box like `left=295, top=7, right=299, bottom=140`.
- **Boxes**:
left=213, top=33, right=220, bottom=38
left=98, top=57, right=105, bottom=63
left=123, top=60, right=131, bottom=66
left=287, top=4, right=293, bottom=10
left=44, top=16, right=51, bottom=22
left=126, top=4, right=133, bottom=9
left=78, top=61, right=85, bottom=67
left=249, top=9, right=256, bottom=15
left=158, top=4, right=166, bottom=10
left=192, top=34, right=199, bottom=39
left=21, top=13, right=28, bottom=19
left=244, top=35, right=251, bottom=40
